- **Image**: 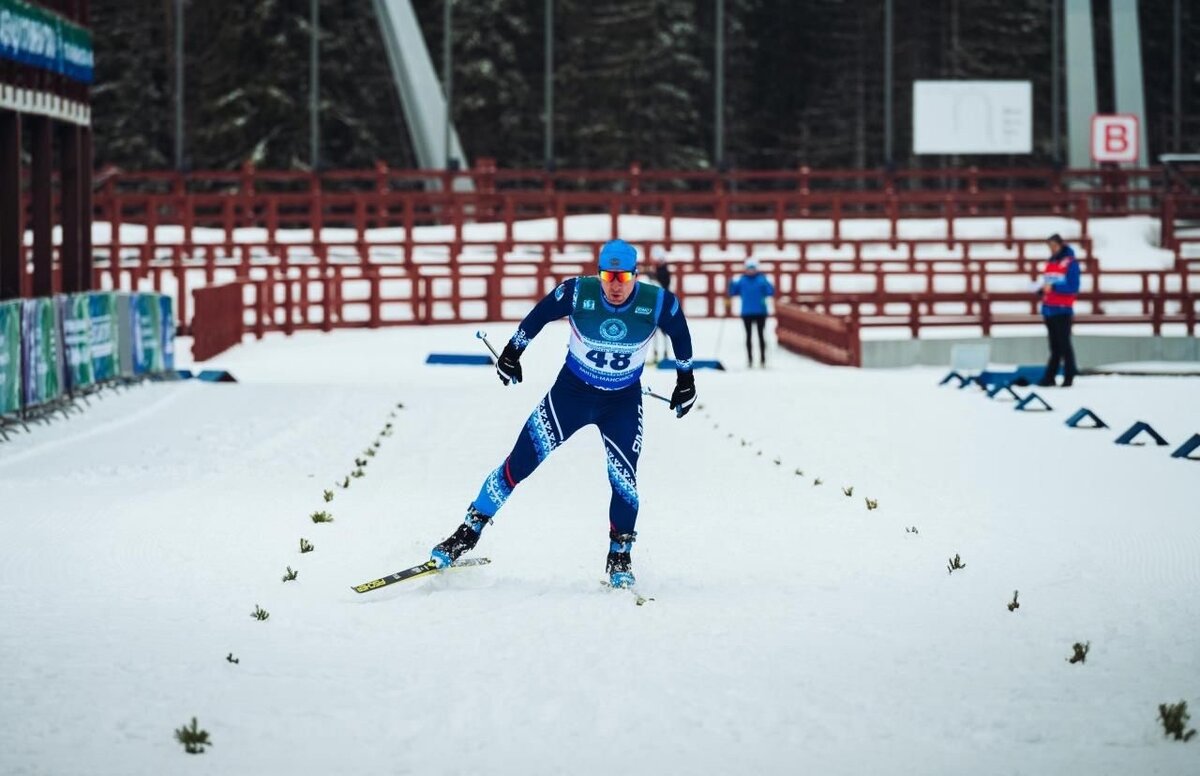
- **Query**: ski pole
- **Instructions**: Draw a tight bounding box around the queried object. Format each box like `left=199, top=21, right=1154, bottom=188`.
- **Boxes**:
left=475, top=330, right=509, bottom=385
left=641, top=385, right=672, bottom=405
left=475, top=330, right=501, bottom=359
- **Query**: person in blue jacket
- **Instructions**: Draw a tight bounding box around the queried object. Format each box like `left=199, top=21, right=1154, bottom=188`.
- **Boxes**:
left=429, top=239, right=696, bottom=589
left=726, top=258, right=775, bottom=367
left=1036, top=234, right=1081, bottom=387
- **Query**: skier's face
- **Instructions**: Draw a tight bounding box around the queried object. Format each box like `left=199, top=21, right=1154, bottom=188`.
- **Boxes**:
left=599, top=270, right=636, bottom=305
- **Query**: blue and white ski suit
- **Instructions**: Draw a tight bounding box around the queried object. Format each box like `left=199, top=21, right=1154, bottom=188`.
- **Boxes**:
left=470, top=276, right=693, bottom=535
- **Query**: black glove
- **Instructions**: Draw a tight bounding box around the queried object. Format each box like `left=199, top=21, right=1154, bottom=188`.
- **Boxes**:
left=669, top=371, right=696, bottom=418
left=496, top=342, right=523, bottom=385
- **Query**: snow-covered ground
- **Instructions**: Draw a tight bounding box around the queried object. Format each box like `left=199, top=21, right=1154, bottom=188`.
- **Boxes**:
left=1, top=318, right=1198, bottom=775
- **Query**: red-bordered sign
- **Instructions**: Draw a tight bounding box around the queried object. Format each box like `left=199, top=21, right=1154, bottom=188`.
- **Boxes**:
left=1091, top=114, right=1139, bottom=163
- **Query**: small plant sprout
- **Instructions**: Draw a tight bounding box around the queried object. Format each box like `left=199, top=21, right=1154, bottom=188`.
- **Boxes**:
left=372, top=440, right=381, bottom=449
left=396, top=402, right=405, bottom=409
left=865, top=498, right=879, bottom=510
left=773, top=457, right=782, bottom=466
left=905, top=526, right=919, bottom=534
left=1157, top=701, right=1197, bottom=741
left=740, top=438, right=747, bottom=447
left=384, top=421, right=393, bottom=430
left=351, top=468, right=365, bottom=479
left=299, top=538, right=314, bottom=553
left=226, top=652, right=239, bottom=664
left=756, top=450, right=762, bottom=457
left=947, top=553, right=966, bottom=574
left=282, top=566, right=298, bottom=582
left=310, top=511, right=334, bottom=524
left=339, top=476, right=350, bottom=489
left=794, top=468, right=804, bottom=476
left=1067, top=641, right=1090, bottom=664
left=323, top=489, right=334, bottom=503
left=842, top=486, right=854, bottom=497
left=1007, top=590, right=1020, bottom=611
left=365, top=448, right=376, bottom=458
left=813, top=478, right=823, bottom=486
left=251, top=605, right=269, bottom=621
left=174, top=717, right=212, bottom=754
left=354, top=457, right=368, bottom=468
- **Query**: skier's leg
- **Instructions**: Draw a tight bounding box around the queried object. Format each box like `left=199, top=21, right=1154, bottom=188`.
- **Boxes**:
left=434, top=378, right=585, bottom=566
left=597, top=389, right=643, bottom=586
left=473, top=378, right=584, bottom=515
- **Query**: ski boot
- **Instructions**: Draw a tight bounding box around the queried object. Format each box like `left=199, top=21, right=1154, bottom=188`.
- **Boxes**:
left=430, top=505, right=492, bottom=568
left=606, top=529, right=637, bottom=588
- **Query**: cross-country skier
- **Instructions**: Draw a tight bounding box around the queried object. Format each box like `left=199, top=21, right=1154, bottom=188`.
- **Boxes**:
left=430, top=239, right=697, bottom=588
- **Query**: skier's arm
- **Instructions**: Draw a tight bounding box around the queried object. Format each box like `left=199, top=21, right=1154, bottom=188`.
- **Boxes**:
left=658, top=292, right=696, bottom=418
left=657, top=291, right=694, bottom=369
left=508, top=277, right=577, bottom=350
left=494, top=277, right=576, bottom=386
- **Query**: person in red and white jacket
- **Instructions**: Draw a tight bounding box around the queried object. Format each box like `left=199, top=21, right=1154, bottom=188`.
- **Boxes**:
left=1037, top=234, right=1080, bottom=387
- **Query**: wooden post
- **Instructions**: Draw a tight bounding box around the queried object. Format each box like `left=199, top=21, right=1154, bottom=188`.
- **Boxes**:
left=0, top=111, right=20, bottom=300
left=60, top=124, right=82, bottom=293
left=81, top=127, right=94, bottom=292
left=30, top=116, right=54, bottom=297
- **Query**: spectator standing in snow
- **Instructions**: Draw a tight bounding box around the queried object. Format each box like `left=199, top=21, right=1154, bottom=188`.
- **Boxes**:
left=1036, top=234, right=1080, bottom=387
left=726, top=258, right=775, bottom=367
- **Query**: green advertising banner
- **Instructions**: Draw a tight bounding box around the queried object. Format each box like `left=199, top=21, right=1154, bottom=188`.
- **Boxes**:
left=21, top=297, right=62, bottom=407
left=0, top=300, right=20, bottom=414
left=88, top=292, right=116, bottom=382
left=0, top=0, right=94, bottom=83
left=159, top=295, right=176, bottom=371
left=132, top=293, right=163, bottom=375
left=58, top=293, right=94, bottom=391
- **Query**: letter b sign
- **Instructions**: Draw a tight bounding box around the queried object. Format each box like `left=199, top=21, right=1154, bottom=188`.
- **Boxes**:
left=1091, top=115, right=1139, bottom=163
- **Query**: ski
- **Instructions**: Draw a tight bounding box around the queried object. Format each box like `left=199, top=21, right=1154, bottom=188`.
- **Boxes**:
left=351, top=557, right=491, bottom=594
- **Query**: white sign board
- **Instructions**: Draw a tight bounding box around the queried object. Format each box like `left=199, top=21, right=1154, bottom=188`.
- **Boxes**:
left=912, top=81, right=1032, bottom=154
left=1091, top=114, right=1139, bottom=163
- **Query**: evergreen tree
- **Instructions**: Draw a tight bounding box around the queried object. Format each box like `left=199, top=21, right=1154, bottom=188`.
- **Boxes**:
left=90, top=0, right=173, bottom=169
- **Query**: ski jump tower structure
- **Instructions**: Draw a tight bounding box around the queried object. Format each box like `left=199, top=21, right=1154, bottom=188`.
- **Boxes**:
left=371, top=0, right=470, bottom=179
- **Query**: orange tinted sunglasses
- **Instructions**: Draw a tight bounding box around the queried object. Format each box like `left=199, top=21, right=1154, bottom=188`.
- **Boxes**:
left=599, top=270, right=635, bottom=283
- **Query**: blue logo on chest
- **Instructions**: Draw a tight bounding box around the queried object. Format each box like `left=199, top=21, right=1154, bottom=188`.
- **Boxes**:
left=598, top=318, right=628, bottom=341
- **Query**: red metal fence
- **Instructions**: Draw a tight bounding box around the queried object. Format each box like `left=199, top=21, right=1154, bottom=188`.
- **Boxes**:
left=14, top=163, right=1200, bottom=356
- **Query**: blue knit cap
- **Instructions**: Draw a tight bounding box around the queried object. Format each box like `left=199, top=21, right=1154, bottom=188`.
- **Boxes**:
left=598, top=239, right=638, bottom=272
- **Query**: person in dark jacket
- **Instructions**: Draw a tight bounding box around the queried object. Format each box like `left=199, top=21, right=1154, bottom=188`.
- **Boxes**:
left=1037, top=234, right=1080, bottom=387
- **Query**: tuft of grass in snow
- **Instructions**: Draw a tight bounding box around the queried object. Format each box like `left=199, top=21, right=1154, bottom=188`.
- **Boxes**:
left=299, top=538, right=314, bottom=553
left=310, top=511, right=334, bottom=523
left=947, top=553, right=966, bottom=574
left=1067, top=641, right=1090, bottom=664
left=251, top=605, right=269, bottom=621
left=282, top=566, right=298, bottom=582
left=174, top=717, right=212, bottom=754
left=1158, top=701, right=1197, bottom=741
left=1007, top=590, right=1020, bottom=611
